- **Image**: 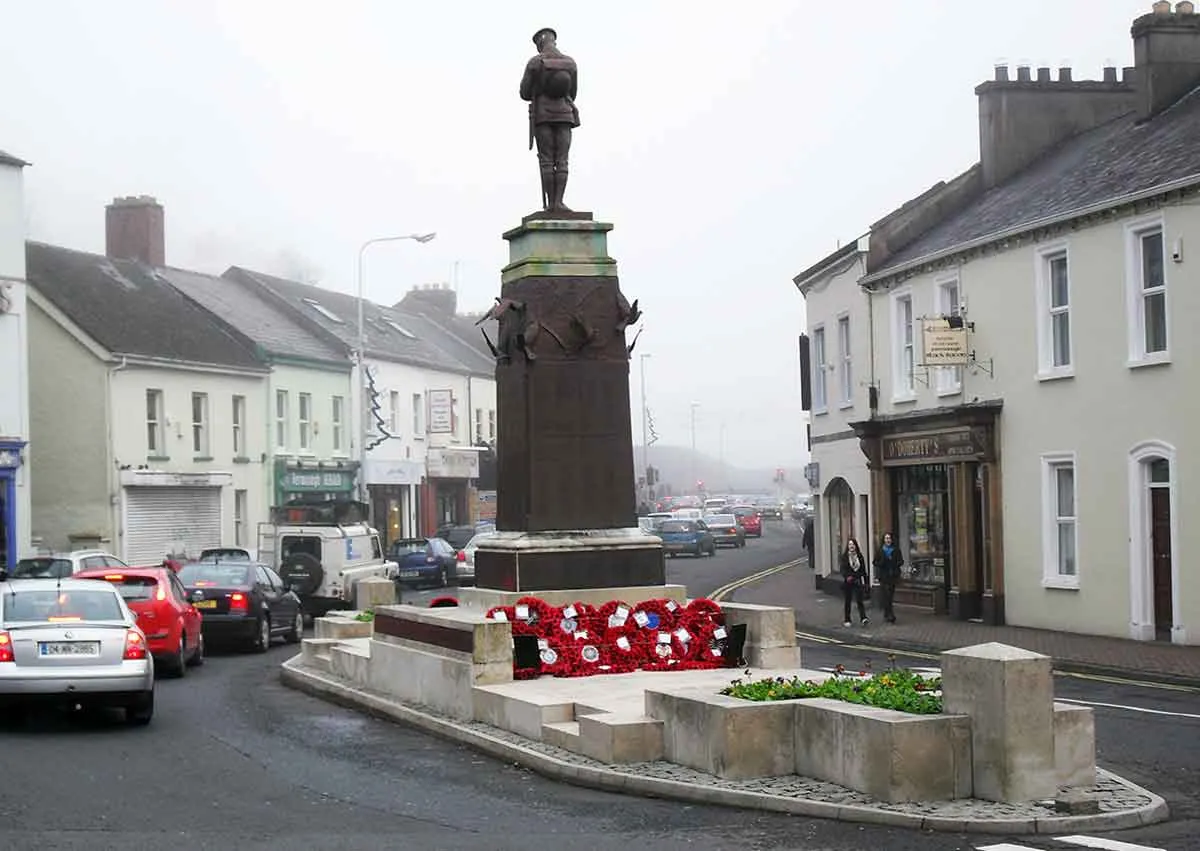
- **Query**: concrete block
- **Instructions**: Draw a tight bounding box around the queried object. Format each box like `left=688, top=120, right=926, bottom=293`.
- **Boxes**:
left=314, top=616, right=372, bottom=640
left=1054, top=702, right=1097, bottom=788
left=941, top=642, right=1056, bottom=803
left=299, top=637, right=341, bottom=670
left=353, top=576, right=397, bottom=610
left=372, top=604, right=513, bottom=666
left=645, top=686, right=795, bottom=779
left=471, top=685, right=574, bottom=740
left=367, top=638, right=479, bottom=721
left=329, top=643, right=371, bottom=687
left=541, top=720, right=581, bottom=751
left=577, top=713, right=665, bottom=764
left=794, top=698, right=972, bottom=802
left=718, top=602, right=801, bottom=669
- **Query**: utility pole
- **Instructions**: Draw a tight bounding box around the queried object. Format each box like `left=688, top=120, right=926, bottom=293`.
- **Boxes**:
left=639, top=354, right=651, bottom=490
left=690, top=402, right=699, bottom=493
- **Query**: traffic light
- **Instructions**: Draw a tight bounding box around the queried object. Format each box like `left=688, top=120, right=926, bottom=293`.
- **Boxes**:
left=696, top=480, right=705, bottom=492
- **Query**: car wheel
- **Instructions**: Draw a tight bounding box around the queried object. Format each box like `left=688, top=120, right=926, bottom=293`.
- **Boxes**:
left=126, top=692, right=154, bottom=726
left=170, top=634, right=188, bottom=678
left=253, top=614, right=271, bottom=653
left=693, top=545, right=702, bottom=558
left=187, top=633, right=205, bottom=667
left=286, top=610, right=304, bottom=644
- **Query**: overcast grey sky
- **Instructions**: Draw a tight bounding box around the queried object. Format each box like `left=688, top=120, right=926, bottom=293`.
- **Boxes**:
left=1, top=1, right=1147, bottom=469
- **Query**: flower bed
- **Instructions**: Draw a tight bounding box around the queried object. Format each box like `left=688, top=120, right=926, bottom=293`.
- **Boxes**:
left=484, top=596, right=736, bottom=678
left=720, top=667, right=943, bottom=714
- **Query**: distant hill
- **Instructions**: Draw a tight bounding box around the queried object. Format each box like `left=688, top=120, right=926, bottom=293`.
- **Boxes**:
left=633, top=444, right=809, bottom=497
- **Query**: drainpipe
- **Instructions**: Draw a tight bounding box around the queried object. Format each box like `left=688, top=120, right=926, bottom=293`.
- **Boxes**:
left=107, top=356, right=128, bottom=557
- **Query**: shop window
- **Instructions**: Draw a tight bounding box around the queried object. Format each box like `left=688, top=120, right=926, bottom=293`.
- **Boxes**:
left=894, top=464, right=949, bottom=586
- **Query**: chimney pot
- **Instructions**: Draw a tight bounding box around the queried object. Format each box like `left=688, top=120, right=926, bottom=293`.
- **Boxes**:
left=105, top=195, right=165, bottom=266
left=1016, top=65, right=1032, bottom=81
left=1152, top=0, right=1171, bottom=12
left=1058, top=67, right=1073, bottom=82
left=1103, top=66, right=1119, bottom=81
left=1123, top=65, right=1138, bottom=82
left=1036, top=66, right=1052, bottom=82
left=994, top=64, right=1010, bottom=81
left=1179, top=1, right=1196, bottom=14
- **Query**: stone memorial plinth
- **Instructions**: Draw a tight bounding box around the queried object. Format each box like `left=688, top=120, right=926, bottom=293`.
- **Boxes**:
left=941, top=642, right=1056, bottom=802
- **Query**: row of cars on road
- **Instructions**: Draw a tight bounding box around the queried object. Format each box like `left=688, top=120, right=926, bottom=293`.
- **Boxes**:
left=638, top=501, right=773, bottom=558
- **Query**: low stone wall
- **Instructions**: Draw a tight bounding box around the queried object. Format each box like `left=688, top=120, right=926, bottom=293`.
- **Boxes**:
left=367, top=604, right=513, bottom=721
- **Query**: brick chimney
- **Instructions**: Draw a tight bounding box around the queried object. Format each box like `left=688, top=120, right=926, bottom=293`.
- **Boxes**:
left=1132, top=1, right=1200, bottom=120
left=976, top=64, right=1138, bottom=189
left=396, top=282, right=457, bottom=316
left=105, top=195, right=164, bottom=266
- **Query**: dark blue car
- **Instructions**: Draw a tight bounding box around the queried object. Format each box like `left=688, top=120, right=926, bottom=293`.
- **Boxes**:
left=658, top=519, right=716, bottom=558
left=390, top=537, right=458, bottom=588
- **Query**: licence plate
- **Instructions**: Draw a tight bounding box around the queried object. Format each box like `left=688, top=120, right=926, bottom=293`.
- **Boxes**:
left=399, top=570, right=419, bottom=578
left=39, top=641, right=100, bottom=657
left=194, top=600, right=217, bottom=609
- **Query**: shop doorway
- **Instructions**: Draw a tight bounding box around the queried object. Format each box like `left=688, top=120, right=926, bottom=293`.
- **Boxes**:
left=0, top=475, right=11, bottom=572
left=894, top=464, right=950, bottom=610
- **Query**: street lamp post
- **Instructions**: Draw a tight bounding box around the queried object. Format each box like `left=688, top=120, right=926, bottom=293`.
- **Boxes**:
left=690, top=402, right=700, bottom=493
left=355, top=233, right=436, bottom=504
left=639, top=354, right=651, bottom=490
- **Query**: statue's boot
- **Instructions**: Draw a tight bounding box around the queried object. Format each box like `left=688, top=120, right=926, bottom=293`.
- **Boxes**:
left=551, top=168, right=573, bottom=212
left=539, top=164, right=555, bottom=211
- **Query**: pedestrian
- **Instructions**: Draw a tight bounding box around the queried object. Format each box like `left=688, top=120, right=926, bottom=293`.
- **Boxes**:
left=873, top=531, right=905, bottom=624
left=840, top=537, right=869, bottom=627
left=802, top=515, right=815, bottom=568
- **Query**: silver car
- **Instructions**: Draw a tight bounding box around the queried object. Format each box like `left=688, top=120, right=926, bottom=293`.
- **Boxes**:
left=0, top=577, right=156, bottom=724
left=459, top=532, right=499, bottom=585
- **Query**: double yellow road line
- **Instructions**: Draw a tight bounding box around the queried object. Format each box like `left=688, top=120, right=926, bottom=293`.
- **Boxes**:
left=708, top=558, right=804, bottom=603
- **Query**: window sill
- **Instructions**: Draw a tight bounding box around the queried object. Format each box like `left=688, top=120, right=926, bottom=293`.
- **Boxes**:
left=232, top=456, right=252, bottom=465
left=935, top=385, right=962, bottom=398
left=838, top=401, right=854, bottom=411
left=193, top=456, right=214, bottom=462
left=891, top=394, right=917, bottom=405
left=812, top=407, right=829, bottom=417
left=413, top=435, right=426, bottom=441
left=1037, top=368, right=1074, bottom=382
left=1128, top=353, right=1170, bottom=370
left=274, top=448, right=290, bottom=455
left=146, top=455, right=170, bottom=462
left=1042, top=577, right=1080, bottom=591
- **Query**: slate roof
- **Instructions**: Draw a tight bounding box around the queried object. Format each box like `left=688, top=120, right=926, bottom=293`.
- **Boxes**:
left=872, top=86, right=1200, bottom=279
left=26, top=242, right=265, bottom=369
left=161, top=267, right=349, bottom=367
left=0, top=149, right=28, bottom=167
left=223, top=267, right=491, bottom=376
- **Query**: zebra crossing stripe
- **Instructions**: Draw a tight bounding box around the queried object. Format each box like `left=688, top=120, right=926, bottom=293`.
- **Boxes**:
left=978, top=838, right=1167, bottom=851
left=977, top=844, right=1040, bottom=851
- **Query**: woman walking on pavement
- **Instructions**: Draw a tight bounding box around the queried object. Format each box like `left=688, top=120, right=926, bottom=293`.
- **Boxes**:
left=873, top=532, right=905, bottom=624
left=840, top=537, right=869, bottom=627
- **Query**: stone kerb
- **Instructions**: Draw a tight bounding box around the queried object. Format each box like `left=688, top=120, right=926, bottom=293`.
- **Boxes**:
left=314, top=614, right=373, bottom=640
left=941, top=642, right=1059, bottom=803
left=366, top=604, right=514, bottom=721
left=718, top=602, right=801, bottom=668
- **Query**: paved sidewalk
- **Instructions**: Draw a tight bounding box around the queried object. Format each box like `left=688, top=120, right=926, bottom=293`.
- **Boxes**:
left=731, top=564, right=1200, bottom=687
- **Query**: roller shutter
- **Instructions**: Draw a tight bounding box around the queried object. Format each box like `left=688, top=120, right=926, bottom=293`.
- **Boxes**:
left=124, top=486, right=222, bottom=565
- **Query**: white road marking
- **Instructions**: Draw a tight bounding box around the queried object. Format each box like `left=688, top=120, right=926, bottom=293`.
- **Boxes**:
left=978, top=844, right=1042, bottom=851
left=1054, top=696, right=1200, bottom=721
left=1055, top=835, right=1168, bottom=851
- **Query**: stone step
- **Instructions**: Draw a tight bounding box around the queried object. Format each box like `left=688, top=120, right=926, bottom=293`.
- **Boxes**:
left=573, top=703, right=608, bottom=718
left=577, top=712, right=665, bottom=764
left=472, top=684, right=576, bottom=741
left=541, top=720, right=581, bottom=752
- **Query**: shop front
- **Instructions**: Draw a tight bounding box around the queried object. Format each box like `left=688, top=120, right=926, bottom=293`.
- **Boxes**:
left=421, top=447, right=481, bottom=535
left=0, top=439, right=26, bottom=573
left=275, top=460, right=358, bottom=507
left=363, top=458, right=423, bottom=548
left=852, top=401, right=1004, bottom=624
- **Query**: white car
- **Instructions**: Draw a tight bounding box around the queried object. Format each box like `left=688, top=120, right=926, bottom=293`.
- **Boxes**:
left=459, top=532, right=500, bottom=585
left=0, top=577, right=155, bottom=724
left=11, top=550, right=128, bottom=579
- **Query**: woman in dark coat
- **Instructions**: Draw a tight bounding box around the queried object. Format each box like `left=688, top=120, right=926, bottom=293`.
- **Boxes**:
left=873, top=532, right=905, bottom=624
left=839, top=537, right=869, bottom=627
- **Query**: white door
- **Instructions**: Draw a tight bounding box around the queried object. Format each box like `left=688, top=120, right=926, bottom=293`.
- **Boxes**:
left=124, top=486, right=222, bottom=565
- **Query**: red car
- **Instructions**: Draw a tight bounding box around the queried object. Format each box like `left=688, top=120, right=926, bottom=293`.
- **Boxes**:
left=732, top=507, right=762, bottom=537
left=74, top=566, right=205, bottom=676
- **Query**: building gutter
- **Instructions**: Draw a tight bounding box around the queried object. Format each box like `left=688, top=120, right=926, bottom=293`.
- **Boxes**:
left=860, top=172, right=1200, bottom=288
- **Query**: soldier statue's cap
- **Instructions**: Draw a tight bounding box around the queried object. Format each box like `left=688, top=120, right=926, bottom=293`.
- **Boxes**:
left=532, top=27, right=557, bottom=45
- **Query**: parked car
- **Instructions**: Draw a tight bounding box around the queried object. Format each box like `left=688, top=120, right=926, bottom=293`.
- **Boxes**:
left=10, top=550, right=128, bottom=579
left=436, top=525, right=478, bottom=553
left=459, top=532, right=499, bottom=585
left=0, top=576, right=155, bottom=725
left=658, top=519, right=716, bottom=558
left=74, top=566, right=204, bottom=676
left=730, top=506, right=762, bottom=537
left=176, top=561, right=304, bottom=652
left=390, top=538, right=459, bottom=588
left=705, top=514, right=747, bottom=548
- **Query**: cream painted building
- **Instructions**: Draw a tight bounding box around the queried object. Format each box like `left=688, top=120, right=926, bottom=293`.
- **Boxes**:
left=795, top=5, right=1200, bottom=644
left=26, top=239, right=269, bottom=563
left=0, top=148, right=30, bottom=571
left=794, top=238, right=872, bottom=579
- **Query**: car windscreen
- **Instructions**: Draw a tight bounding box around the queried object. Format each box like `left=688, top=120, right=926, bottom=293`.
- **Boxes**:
left=732, top=508, right=755, bottom=516
left=442, top=528, right=475, bottom=549
left=11, top=558, right=73, bottom=579
left=391, top=540, right=429, bottom=555
left=2, top=588, right=124, bottom=623
left=103, top=576, right=158, bottom=601
left=658, top=521, right=694, bottom=533
left=177, top=563, right=253, bottom=587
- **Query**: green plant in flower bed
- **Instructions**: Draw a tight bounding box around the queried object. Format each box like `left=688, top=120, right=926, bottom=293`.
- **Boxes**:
left=720, top=666, right=943, bottom=715
left=353, top=610, right=375, bottom=623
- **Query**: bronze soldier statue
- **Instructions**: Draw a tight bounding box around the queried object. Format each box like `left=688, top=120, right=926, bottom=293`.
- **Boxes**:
left=520, top=27, right=579, bottom=212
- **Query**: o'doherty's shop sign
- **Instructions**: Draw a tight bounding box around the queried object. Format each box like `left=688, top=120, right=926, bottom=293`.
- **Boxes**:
left=279, top=468, right=355, bottom=493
